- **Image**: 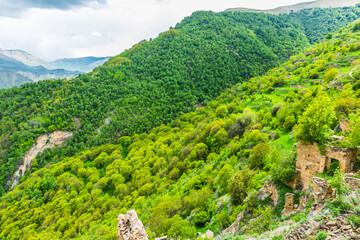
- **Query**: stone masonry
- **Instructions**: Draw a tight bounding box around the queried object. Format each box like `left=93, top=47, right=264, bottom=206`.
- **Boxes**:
left=295, top=140, right=358, bottom=189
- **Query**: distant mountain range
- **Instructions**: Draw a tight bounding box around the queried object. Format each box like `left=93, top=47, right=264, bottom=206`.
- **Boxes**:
left=225, top=0, right=360, bottom=14
left=0, top=49, right=108, bottom=89
left=51, top=56, right=109, bottom=72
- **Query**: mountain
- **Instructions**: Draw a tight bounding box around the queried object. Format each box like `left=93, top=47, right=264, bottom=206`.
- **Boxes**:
left=225, top=0, right=360, bottom=14
left=0, top=49, right=55, bottom=69
left=0, top=50, right=108, bottom=89
left=0, top=16, right=360, bottom=240
left=0, top=52, right=80, bottom=83
left=0, top=4, right=360, bottom=193
left=51, top=56, right=109, bottom=72
left=0, top=69, right=32, bottom=89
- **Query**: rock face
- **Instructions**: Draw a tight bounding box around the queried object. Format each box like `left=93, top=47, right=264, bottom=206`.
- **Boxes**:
left=117, top=210, right=148, bottom=240
left=257, top=181, right=279, bottom=205
left=10, top=130, right=73, bottom=190
left=295, top=140, right=358, bottom=188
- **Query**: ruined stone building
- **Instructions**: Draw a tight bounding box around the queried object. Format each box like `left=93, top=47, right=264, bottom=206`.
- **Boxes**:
left=295, top=140, right=358, bottom=189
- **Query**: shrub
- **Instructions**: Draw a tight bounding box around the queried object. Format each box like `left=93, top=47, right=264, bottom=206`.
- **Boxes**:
left=316, top=231, right=329, bottom=240
left=324, top=68, right=339, bottom=83
left=296, top=92, right=335, bottom=143
left=193, top=210, right=209, bottom=227
left=230, top=166, right=256, bottom=205
left=250, top=142, right=270, bottom=169
left=216, top=164, right=234, bottom=193
left=352, top=21, right=360, bottom=32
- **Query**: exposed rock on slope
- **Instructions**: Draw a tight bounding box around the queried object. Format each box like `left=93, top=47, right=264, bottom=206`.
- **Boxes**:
left=10, top=130, right=73, bottom=190
left=117, top=210, right=148, bottom=240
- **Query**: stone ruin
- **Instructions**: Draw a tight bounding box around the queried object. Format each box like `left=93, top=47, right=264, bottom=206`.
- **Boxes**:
left=294, top=140, right=358, bottom=189
left=117, top=210, right=148, bottom=240
left=282, top=177, right=335, bottom=217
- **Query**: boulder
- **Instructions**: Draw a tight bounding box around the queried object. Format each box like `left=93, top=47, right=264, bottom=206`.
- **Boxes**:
left=117, top=210, right=148, bottom=240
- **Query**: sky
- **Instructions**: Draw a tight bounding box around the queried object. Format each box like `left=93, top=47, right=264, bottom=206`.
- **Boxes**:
left=0, top=0, right=310, bottom=61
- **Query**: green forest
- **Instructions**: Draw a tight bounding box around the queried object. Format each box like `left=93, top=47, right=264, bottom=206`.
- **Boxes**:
left=0, top=5, right=360, bottom=240
left=1, top=7, right=360, bottom=194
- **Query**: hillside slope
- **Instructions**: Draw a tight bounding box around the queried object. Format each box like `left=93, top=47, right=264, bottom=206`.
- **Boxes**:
left=1, top=6, right=360, bottom=194
left=0, top=69, right=32, bottom=89
left=0, top=10, right=313, bottom=190
left=1, top=19, right=360, bottom=240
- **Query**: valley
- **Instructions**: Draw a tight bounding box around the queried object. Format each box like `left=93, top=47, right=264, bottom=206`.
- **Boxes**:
left=0, top=2, right=360, bottom=240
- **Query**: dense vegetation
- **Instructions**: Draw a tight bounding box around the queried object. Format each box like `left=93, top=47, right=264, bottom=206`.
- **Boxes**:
left=1, top=7, right=360, bottom=193
left=1, top=18, right=360, bottom=239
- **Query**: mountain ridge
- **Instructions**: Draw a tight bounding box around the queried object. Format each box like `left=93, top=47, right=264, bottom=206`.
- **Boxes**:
left=0, top=49, right=108, bottom=89
left=225, top=0, right=360, bottom=14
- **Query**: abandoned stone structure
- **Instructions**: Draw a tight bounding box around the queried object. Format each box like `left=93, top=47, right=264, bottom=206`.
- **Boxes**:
left=295, top=140, right=358, bottom=188
left=281, top=193, right=310, bottom=217
left=282, top=177, right=335, bottom=217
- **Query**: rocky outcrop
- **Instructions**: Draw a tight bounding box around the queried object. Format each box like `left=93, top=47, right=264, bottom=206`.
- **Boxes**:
left=10, top=130, right=73, bottom=190
left=197, top=230, right=214, bottom=239
left=155, top=237, right=167, bottom=240
left=257, top=181, right=279, bottom=205
left=118, top=210, right=148, bottom=240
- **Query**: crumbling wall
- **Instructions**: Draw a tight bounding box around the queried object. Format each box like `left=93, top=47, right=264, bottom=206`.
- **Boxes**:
left=295, top=140, right=358, bottom=189
left=295, top=141, right=327, bottom=188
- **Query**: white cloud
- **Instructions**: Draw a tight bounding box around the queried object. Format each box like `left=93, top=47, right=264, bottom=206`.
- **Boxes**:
left=0, top=0, right=309, bottom=60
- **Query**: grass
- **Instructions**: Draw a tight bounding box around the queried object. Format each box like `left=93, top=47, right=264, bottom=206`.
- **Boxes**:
left=271, top=131, right=296, bottom=152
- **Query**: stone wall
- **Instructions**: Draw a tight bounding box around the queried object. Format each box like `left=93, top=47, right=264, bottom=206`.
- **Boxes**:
left=295, top=140, right=358, bottom=189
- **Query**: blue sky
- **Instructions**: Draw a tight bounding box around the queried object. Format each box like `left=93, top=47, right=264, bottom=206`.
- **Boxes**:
left=0, top=0, right=314, bottom=60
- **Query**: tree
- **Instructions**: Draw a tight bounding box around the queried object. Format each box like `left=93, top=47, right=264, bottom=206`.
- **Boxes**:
left=250, top=142, right=270, bottom=169
left=296, top=92, right=335, bottom=143
left=349, top=113, right=360, bottom=148
left=230, top=166, right=256, bottom=205
left=216, top=164, right=234, bottom=193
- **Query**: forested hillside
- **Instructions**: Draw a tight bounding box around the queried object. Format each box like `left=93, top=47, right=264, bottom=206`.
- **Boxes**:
left=1, top=17, right=360, bottom=240
left=0, top=7, right=359, bottom=195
